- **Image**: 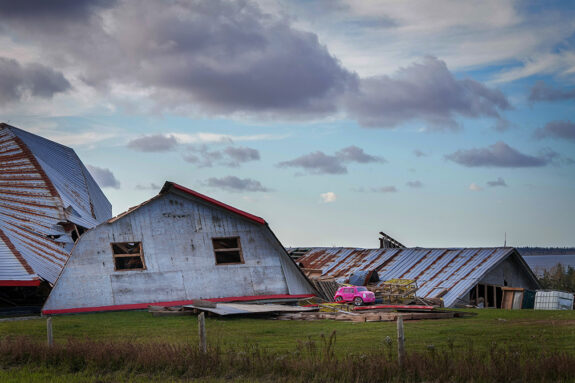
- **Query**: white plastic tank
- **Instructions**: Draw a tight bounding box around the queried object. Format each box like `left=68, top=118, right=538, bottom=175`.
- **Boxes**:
left=534, top=291, right=574, bottom=310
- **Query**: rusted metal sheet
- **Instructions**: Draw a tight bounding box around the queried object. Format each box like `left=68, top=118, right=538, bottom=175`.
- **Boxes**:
left=0, top=124, right=112, bottom=284
left=43, top=182, right=316, bottom=313
left=297, top=247, right=539, bottom=307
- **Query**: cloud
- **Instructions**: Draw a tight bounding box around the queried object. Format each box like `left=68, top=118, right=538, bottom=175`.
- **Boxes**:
left=529, top=81, right=575, bottom=103
left=278, top=151, right=346, bottom=174
left=320, top=192, right=337, bottom=203
left=373, top=186, right=397, bottom=193
left=204, top=176, right=270, bottom=192
left=0, top=0, right=115, bottom=24
left=2, top=0, right=355, bottom=118
left=445, top=141, right=549, bottom=168
left=127, top=134, right=178, bottom=152
left=406, top=180, right=423, bottom=188
left=493, top=119, right=513, bottom=132
left=135, top=183, right=161, bottom=190
left=0, top=57, right=70, bottom=105
left=413, top=149, right=428, bottom=158
left=534, top=121, right=575, bottom=142
left=184, top=145, right=260, bottom=168
left=223, top=146, right=260, bottom=163
left=493, top=51, right=575, bottom=84
left=277, top=145, right=382, bottom=175
left=86, top=165, right=120, bottom=189
left=355, top=186, right=398, bottom=193
left=183, top=146, right=222, bottom=167
left=171, top=132, right=285, bottom=144
left=469, top=183, right=483, bottom=191
left=487, top=177, right=507, bottom=187
left=538, top=147, right=575, bottom=166
left=293, top=0, right=574, bottom=82
left=335, top=145, right=384, bottom=163
left=345, top=56, right=511, bottom=130
left=43, top=131, right=117, bottom=146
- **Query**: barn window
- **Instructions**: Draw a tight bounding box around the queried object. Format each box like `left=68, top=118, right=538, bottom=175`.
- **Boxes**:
left=111, top=242, right=146, bottom=271
left=212, top=237, right=244, bottom=265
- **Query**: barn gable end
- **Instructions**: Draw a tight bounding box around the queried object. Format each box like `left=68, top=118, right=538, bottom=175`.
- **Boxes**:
left=43, top=182, right=315, bottom=314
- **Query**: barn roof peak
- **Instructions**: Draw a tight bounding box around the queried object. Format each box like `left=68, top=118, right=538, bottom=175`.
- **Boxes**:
left=162, top=182, right=267, bottom=225
left=108, top=181, right=266, bottom=225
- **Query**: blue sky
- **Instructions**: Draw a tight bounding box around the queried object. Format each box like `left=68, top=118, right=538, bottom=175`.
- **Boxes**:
left=1, top=0, right=574, bottom=247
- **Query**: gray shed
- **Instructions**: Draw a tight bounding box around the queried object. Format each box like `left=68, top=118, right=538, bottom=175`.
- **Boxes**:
left=43, top=182, right=316, bottom=314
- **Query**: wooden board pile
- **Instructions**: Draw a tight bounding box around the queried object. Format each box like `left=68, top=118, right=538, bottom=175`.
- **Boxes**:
left=371, top=279, right=418, bottom=304
left=276, top=311, right=456, bottom=322
left=148, top=305, right=193, bottom=316
left=309, top=279, right=340, bottom=302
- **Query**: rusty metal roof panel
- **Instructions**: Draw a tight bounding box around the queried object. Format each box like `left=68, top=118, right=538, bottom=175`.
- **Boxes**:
left=377, top=248, right=430, bottom=281
left=297, top=246, right=523, bottom=307
left=0, top=230, right=37, bottom=282
left=12, top=126, right=111, bottom=227
left=0, top=124, right=112, bottom=284
left=414, top=249, right=466, bottom=296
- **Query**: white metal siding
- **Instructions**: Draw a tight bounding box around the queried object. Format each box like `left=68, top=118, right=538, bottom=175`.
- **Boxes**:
left=44, top=191, right=315, bottom=311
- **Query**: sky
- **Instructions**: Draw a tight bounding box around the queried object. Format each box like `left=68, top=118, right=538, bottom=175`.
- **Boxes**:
left=1, top=0, right=574, bottom=248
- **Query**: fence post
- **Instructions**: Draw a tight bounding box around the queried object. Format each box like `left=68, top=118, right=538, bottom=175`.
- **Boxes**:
left=198, top=312, right=207, bottom=353
left=397, top=315, right=405, bottom=367
left=47, top=317, right=53, bottom=347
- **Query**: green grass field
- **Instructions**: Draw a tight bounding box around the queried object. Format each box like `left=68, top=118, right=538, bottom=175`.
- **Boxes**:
left=1, top=309, right=575, bottom=382
left=1, top=309, right=574, bottom=353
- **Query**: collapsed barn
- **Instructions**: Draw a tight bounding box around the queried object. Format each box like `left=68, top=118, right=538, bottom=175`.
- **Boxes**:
left=0, top=123, right=112, bottom=304
left=297, top=247, right=540, bottom=308
left=43, top=182, right=316, bottom=314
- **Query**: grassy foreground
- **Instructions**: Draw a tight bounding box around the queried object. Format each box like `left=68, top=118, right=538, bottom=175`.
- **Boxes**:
left=1, top=309, right=575, bottom=382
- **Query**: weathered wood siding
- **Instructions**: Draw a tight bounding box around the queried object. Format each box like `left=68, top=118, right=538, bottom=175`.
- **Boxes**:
left=44, top=191, right=314, bottom=311
left=478, top=255, right=539, bottom=289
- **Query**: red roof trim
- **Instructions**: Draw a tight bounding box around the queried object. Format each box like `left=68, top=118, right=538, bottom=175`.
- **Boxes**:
left=0, top=280, right=41, bottom=287
left=42, top=294, right=315, bottom=315
left=170, top=183, right=266, bottom=225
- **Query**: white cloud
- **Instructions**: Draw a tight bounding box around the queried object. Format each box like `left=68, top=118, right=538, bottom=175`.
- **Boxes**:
left=469, top=183, right=483, bottom=192
left=47, top=131, right=117, bottom=146
left=492, top=51, right=575, bottom=84
left=320, top=191, right=337, bottom=203
left=171, top=132, right=287, bottom=144
left=277, top=0, right=575, bottom=81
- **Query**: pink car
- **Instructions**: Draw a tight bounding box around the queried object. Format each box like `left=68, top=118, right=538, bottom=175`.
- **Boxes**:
left=334, top=286, right=376, bottom=306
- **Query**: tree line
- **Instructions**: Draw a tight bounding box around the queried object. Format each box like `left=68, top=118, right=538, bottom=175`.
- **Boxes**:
left=538, top=264, right=575, bottom=293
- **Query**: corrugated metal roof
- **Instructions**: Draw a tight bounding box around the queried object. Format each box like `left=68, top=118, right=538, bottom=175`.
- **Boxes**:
left=298, top=247, right=538, bottom=307
left=0, top=123, right=112, bottom=284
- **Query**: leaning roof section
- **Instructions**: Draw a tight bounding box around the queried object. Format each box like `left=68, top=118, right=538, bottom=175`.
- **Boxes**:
left=0, top=123, right=112, bottom=284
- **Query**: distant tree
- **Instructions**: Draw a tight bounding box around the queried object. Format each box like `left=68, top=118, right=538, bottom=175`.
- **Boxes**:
left=538, top=264, right=575, bottom=292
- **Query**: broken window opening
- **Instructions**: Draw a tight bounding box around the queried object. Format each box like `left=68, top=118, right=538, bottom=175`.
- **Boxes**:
left=212, top=237, right=244, bottom=265
left=111, top=242, right=146, bottom=271
left=58, top=222, right=88, bottom=243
